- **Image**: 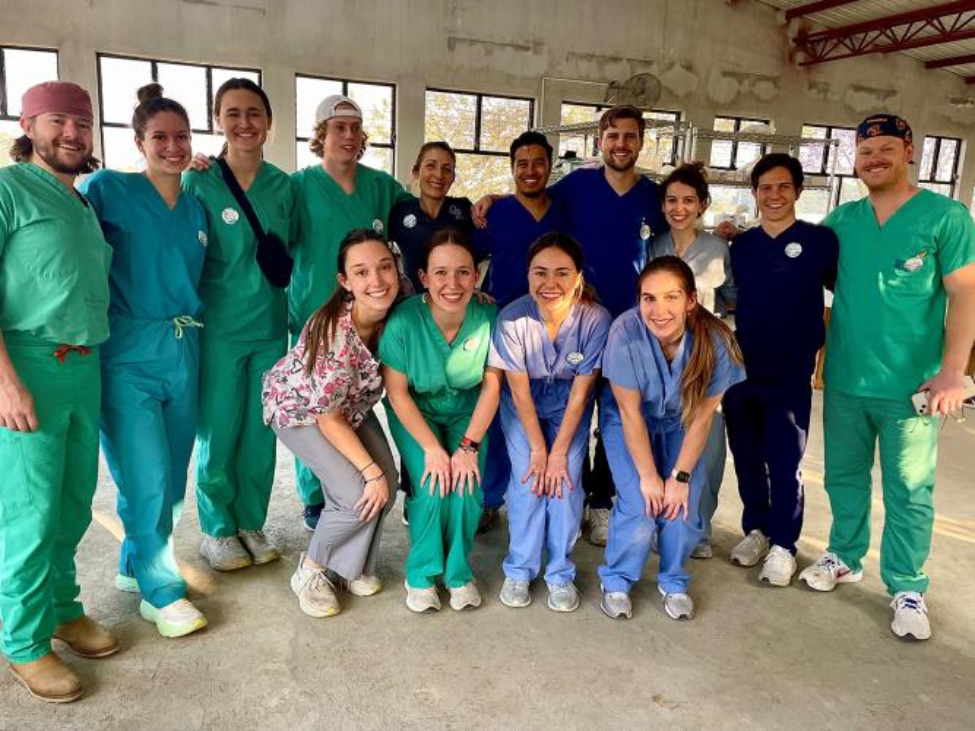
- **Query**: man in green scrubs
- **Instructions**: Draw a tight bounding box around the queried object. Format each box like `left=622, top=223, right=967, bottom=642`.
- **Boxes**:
left=290, top=95, right=411, bottom=525
left=799, top=114, right=975, bottom=641
left=0, top=82, right=117, bottom=703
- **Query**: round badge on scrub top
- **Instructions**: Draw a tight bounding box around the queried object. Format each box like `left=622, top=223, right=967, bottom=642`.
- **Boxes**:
left=372, top=219, right=384, bottom=234
left=403, top=214, right=417, bottom=229
left=784, top=242, right=803, bottom=258
left=640, top=221, right=652, bottom=241
left=462, top=337, right=480, bottom=352
left=566, top=352, right=585, bottom=366
left=198, top=230, right=208, bottom=247
left=222, top=207, right=239, bottom=225
left=903, top=256, right=924, bottom=272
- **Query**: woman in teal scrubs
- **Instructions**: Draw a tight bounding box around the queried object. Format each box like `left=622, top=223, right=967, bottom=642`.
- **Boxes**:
left=80, top=84, right=208, bottom=638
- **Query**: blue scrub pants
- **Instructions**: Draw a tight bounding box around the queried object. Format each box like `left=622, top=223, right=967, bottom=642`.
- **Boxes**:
left=100, top=321, right=198, bottom=609
left=597, top=417, right=704, bottom=594
left=696, top=410, right=728, bottom=540
left=481, top=414, right=510, bottom=510
left=500, top=399, right=589, bottom=585
left=723, top=379, right=811, bottom=554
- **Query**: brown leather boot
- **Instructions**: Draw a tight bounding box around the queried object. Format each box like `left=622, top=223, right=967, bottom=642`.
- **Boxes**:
left=53, top=615, right=120, bottom=659
left=9, top=654, right=83, bottom=703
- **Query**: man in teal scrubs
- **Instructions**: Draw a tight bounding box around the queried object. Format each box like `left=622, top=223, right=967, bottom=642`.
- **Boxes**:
left=799, top=114, right=975, bottom=641
left=290, top=95, right=411, bottom=526
left=0, top=82, right=117, bottom=702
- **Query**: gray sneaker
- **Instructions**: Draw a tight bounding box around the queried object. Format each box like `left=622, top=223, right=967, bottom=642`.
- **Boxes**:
left=691, top=539, right=713, bottom=559
left=238, top=530, right=280, bottom=565
left=499, top=577, right=531, bottom=608
left=290, top=553, right=340, bottom=618
left=448, top=581, right=482, bottom=611
left=547, top=582, right=580, bottom=613
left=730, top=529, right=769, bottom=567
left=588, top=508, right=610, bottom=546
left=200, top=535, right=252, bottom=571
left=600, top=587, right=632, bottom=619
left=661, top=590, right=695, bottom=620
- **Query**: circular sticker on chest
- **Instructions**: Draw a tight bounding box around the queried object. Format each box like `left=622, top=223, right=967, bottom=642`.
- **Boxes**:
left=462, top=337, right=480, bottom=352
left=903, top=256, right=924, bottom=272
left=566, top=351, right=585, bottom=366
left=222, top=207, right=239, bottom=225
left=198, top=230, right=208, bottom=247
left=784, top=242, right=802, bottom=258
left=372, top=218, right=384, bottom=233
left=640, top=222, right=652, bottom=241
left=403, top=214, right=417, bottom=229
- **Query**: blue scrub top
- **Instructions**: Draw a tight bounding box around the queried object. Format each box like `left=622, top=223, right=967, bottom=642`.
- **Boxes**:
left=489, top=294, right=611, bottom=419
left=389, top=195, right=473, bottom=293
left=600, top=308, right=745, bottom=433
left=474, top=196, right=565, bottom=307
left=550, top=168, right=666, bottom=318
left=731, top=220, right=838, bottom=384
left=80, top=170, right=207, bottom=363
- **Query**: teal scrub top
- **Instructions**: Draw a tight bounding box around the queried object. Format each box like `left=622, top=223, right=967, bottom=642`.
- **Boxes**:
left=824, top=189, right=975, bottom=398
left=379, top=294, right=497, bottom=418
left=0, top=163, right=111, bottom=346
left=289, top=163, right=410, bottom=334
left=80, top=169, right=207, bottom=363
left=182, top=161, right=295, bottom=341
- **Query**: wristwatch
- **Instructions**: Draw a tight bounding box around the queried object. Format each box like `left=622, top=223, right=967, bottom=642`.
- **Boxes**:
left=459, top=436, right=480, bottom=454
left=670, top=468, right=691, bottom=484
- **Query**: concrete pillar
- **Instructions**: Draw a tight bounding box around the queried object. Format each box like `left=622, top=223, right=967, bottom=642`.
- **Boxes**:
left=395, top=76, right=426, bottom=187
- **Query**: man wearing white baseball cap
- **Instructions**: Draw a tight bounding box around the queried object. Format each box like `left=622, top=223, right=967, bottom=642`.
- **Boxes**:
left=289, top=94, right=411, bottom=524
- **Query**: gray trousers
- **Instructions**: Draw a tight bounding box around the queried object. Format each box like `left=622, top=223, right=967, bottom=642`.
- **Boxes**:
left=697, top=409, right=727, bottom=539
left=273, top=411, right=398, bottom=580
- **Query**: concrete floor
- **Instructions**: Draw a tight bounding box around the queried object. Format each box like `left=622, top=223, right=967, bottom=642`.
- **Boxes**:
left=1, top=392, right=974, bottom=729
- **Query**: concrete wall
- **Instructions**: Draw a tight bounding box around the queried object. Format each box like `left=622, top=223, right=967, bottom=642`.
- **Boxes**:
left=3, top=0, right=974, bottom=198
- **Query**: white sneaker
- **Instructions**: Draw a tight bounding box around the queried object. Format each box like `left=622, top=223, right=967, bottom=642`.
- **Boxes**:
left=238, top=530, right=280, bottom=565
left=759, top=545, right=797, bottom=587
left=341, top=575, right=382, bottom=597
left=660, top=591, right=695, bottom=620
left=139, top=599, right=208, bottom=638
left=405, top=581, right=441, bottom=613
left=798, top=552, right=863, bottom=592
left=600, top=586, right=632, bottom=619
left=290, top=553, right=341, bottom=618
left=199, top=535, right=252, bottom=571
left=588, top=508, right=610, bottom=547
left=448, top=581, right=482, bottom=611
left=890, top=591, right=931, bottom=641
left=499, top=577, right=531, bottom=608
left=730, top=529, right=769, bottom=567
left=546, top=582, right=580, bottom=613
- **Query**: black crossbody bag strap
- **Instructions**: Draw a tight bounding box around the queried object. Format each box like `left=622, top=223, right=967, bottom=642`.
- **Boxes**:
left=216, top=156, right=270, bottom=245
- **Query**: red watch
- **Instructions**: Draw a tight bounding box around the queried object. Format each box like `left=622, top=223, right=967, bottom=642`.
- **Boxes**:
left=459, top=436, right=480, bottom=454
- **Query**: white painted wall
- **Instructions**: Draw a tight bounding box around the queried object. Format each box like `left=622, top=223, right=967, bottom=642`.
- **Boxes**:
left=3, top=0, right=973, bottom=197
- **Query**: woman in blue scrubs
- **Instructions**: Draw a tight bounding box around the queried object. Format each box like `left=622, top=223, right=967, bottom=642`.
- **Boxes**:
left=490, top=233, right=610, bottom=612
left=80, top=84, right=208, bottom=638
left=597, top=256, right=744, bottom=621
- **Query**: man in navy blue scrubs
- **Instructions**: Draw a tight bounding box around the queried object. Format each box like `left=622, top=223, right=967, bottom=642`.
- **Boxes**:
left=724, top=153, right=838, bottom=586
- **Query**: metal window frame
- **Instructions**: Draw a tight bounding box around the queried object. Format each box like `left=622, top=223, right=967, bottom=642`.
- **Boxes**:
left=559, top=101, right=682, bottom=164
left=425, top=87, right=536, bottom=159
left=710, top=115, right=771, bottom=171
left=801, top=123, right=859, bottom=206
left=919, top=134, right=962, bottom=197
left=0, top=45, right=60, bottom=121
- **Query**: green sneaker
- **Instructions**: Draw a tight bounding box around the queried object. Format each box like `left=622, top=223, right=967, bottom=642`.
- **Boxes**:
left=139, top=599, right=208, bottom=638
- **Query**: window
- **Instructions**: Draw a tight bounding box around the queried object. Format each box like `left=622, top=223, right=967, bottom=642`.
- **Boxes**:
left=425, top=89, right=534, bottom=200
left=800, top=124, right=865, bottom=208
left=558, top=102, right=681, bottom=169
left=709, top=115, right=771, bottom=170
left=0, top=46, right=59, bottom=168
left=919, top=134, right=961, bottom=198
left=97, top=53, right=260, bottom=170
left=295, top=74, right=395, bottom=174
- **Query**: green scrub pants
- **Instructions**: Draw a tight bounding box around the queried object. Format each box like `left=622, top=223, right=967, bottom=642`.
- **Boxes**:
left=823, top=389, right=938, bottom=595
left=195, top=333, right=285, bottom=537
left=0, top=335, right=100, bottom=664
left=386, top=404, right=485, bottom=589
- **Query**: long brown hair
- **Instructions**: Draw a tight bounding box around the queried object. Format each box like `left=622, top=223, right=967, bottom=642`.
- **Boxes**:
left=302, top=228, right=394, bottom=374
left=638, top=256, right=742, bottom=427
left=526, top=232, right=595, bottom=306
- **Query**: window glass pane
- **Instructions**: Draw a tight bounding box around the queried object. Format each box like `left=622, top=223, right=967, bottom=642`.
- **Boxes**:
left=4, top=49, right=59, bottom=116
left=839, top=177, right=867, bottom=205
left=710, top=140, right=733, bottom=169
left=452, top=153, right=511, bottom=201
left=705, top=185, right=754, bottom=228
left=826, top=129, right=856, bottom=176
left=479, top=96, right=532, bottom=153
left=296, top=140, right=319, bottom=171
left=360, top=145, right=394, bottom=175
left=101, top=125, right=144, bottom=171
left=713, top=117, right=736, bottom=133
left=348, top=83, right=393, bottom=145
left=919, top=181, right=954, bottom=198
left=795, top=187, right=829, bottom=224
left=735, top=142, right=763, bottom=169
left=799, top=125, right=826, bottom=173
left=191, top=132, right=224, bottom=159
left=295, top=77, right=343, bottom=140
left=559, top=103, right=599, bottom=159
left=425, top=91, right=476, bottom=150
left=211, top=67, right=260, bottom=96
left=0, top=119, right=23, bottom=168
left=642, top=111, right=680, bottom=169
left=919, top=137, right=936, bottom=181
left=157, top=63, right=209, bottom=131
left=936, top=138, right=958, bottom=183
left=100, top=57, right=153, bottom=125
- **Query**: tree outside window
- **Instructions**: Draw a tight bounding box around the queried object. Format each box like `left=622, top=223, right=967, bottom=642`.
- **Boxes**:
left=0, top=47, right=59, bottom=168
left=709, top=115, right=771, bottom=170
left=918, top=135, right=961, bottom=199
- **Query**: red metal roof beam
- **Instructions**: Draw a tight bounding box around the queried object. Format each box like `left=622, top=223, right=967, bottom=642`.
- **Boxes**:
left=785, top=0, right=861, bottom=22
left=926, top=52, right=975, bottom=68
left=797, top=1, right=975, bottom=43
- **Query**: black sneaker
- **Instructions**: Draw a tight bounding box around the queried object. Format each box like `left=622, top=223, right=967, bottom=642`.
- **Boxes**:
left=303, top=503, right=324, bottom=532
left=476, top=507, right=499, bottom=535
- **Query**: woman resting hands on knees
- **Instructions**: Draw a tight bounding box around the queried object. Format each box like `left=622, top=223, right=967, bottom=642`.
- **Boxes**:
left=379, top=229, right=501, bottom=613
left=598, top=256, right=745, bottom=621
left=263, top=229, right=400, bottom=618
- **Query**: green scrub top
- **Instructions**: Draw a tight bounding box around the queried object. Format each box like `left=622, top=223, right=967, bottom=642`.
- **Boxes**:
left=379, top=294, right=497, bottom=418
left=824, top=189, right=975, bottom=398
left=182, top=161, right=295, bottom=341
left=0, top=163, right=111, bottom=346
left=289, top=163, right=410, bottom=335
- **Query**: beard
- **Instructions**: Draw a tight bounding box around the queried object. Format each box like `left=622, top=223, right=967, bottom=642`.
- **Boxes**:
left=32, top=136, right=94, bottom=175
left=517, top=187, right=544, bottom=199
left=603, top=152, right=636, bottom=172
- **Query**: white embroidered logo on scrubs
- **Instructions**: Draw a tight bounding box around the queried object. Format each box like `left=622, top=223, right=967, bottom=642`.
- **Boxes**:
left=449, top=204, right=462, bottom=219
left=784, top=242, right=802, bottom=258
left=403, top=214, right=417, bottom=229
left=462, top=337, right=480, bottom=352
left=372, top=219, right=384, bottom=233
left=198, top=231, right=208, bottom=247
left=566, top=352, right=585, bottom=366
left=222, top=207, right=239, bottom=225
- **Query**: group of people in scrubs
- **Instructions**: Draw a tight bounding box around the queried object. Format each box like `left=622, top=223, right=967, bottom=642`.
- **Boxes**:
left=1, top=72, right=973, bottom=705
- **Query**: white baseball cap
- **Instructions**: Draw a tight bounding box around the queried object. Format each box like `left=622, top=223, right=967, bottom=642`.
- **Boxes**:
left=315, top=94, right=362, bottom=124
